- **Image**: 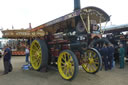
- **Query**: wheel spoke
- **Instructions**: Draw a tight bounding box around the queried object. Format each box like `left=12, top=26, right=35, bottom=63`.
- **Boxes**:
left=92, top=63, right=97, bottom=70
left=93, top=63, right=98, bottom=69
left=66, top=68, right=69, bottom=76
left=32, top=58, right=39, bottom=64
left=38, top=51, right=42, bottom=57
left=88, top=64, right=91, bottom=72
left=92, top=53, right=96, bottom=58
left=37, top=60, right=41, bottom=66
left=37, top=47, right=40, bottom=51
left=33, top=44, right=38, bottom=50
left=70, top=67, right=74, bottom=75
left=94, top=61, right=99, bottom=64
left=90, top=51, right=94, bottom=58
left=32, top=48, right=37, bottom=52
left=69, top=63, right=74, bottom=76
left=32, top=60, right=37, bottom=64
left=90, top=64, right=96, bottom=72
left=61, top=65, right=65, bottom=68
left=62, top=54, right=66, bottom=62
left=85, top=63, right=88, bottom=68
left=63, top=66, right=67, bottom=73
left=68, top=57, right=72, bottom=62
left=94, top=57, right=99, bottom=60
left=93, top=53, right=96, bottom=58
left=61, top=61, right=65, bottom=65
left=67, top=54, right=70, bottom=61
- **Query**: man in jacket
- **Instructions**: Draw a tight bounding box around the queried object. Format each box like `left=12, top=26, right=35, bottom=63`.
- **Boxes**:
left=3, top=45, right=12, bottom=75
left=119, top=44, right=125, bottom=68
left=108, top=43, right=114, bottom=69
left=101, top=43, right=109, bottom=71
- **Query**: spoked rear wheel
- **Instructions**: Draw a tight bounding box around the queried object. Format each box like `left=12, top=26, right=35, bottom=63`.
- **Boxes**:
left=58, top=50, right=79, bottom=80
left=30, top=39, right=48, bottom=71
left=82, top=48, right=102, bottom=74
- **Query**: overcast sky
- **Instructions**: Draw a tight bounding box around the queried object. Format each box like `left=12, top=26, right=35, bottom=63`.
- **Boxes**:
left=0, top=0, right=127, bottom=30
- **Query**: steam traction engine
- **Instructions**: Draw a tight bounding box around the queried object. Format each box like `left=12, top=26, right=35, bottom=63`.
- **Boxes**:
left=30, top=0, right=110, bottom=80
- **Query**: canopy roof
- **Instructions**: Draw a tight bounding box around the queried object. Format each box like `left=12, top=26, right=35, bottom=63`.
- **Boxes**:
left=104, top=24, right=128, bottom=33
left=31, top=6, right=110, bottom=33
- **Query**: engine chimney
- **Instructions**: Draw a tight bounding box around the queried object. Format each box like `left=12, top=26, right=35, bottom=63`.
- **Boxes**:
left=74, top=0, right=81, bottom=11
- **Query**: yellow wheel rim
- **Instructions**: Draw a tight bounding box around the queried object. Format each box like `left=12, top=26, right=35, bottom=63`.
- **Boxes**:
left=82, top=50, right=99, bottom=73
left=30, top=40, right=42, bottom=70
left=58, top=51, right=75, bottom=80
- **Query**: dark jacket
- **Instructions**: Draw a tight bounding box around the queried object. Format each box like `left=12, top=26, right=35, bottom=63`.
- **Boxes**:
left=4, top=48, right=11, bottom=61
left=108, top=46, right=114, bottom=57
left=101, top=47, right=108, bottom=57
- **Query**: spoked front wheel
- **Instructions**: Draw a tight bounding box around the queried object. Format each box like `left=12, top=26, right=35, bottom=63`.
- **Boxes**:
left=82, top=48, right=102, bottom=74
left=57, top=50, right=79, bottom=80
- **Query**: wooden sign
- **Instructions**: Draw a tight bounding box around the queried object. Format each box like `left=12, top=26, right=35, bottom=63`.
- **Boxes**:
left=2, top=29, right=45, bottom=39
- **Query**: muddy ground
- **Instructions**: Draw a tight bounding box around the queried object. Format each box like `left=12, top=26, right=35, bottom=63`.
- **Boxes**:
left=0, top=56, right=128, bottom=85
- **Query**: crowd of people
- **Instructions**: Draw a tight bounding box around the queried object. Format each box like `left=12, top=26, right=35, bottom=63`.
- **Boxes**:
left=95, top=43, right=125, bottom=71
left=0, top=42, right=126, bottom=75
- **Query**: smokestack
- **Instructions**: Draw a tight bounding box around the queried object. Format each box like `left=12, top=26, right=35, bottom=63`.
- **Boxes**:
left=74, top=0, right=81, bottom=11
left=29, top=23, right=32, bottom=29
